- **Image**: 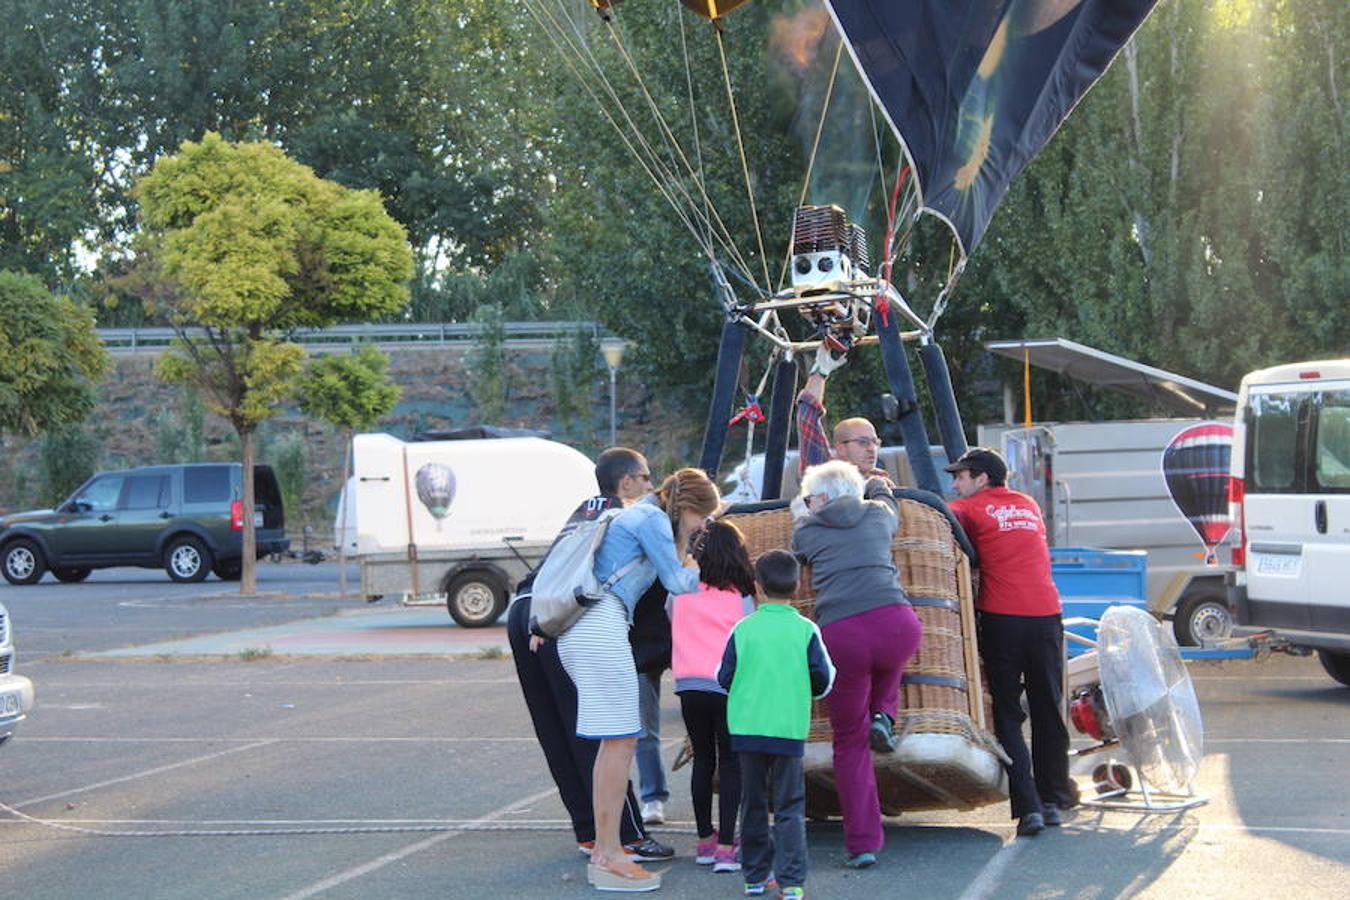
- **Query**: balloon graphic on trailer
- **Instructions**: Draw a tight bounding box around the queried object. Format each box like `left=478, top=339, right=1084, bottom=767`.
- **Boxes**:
left=1161, top=423, right=1234, bottom=565
left=415, top=463, right=457, bottom=529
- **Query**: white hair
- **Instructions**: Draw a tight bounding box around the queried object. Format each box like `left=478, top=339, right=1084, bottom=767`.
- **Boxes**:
left=800, top=459, right=864, bottom=504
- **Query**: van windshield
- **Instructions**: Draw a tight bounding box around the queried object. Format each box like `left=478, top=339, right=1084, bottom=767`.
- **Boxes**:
left=1315, top=390, right=1350, bottom=491
left=1249, top=393, right=1300, bottom=492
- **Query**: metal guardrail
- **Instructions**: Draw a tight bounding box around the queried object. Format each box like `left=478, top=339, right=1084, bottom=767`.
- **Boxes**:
left=98, top=321, right=603, bottom=352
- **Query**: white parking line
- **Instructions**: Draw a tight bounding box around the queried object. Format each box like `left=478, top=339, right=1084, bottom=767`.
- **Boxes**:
left=278, top=785, right=562, bottom=900
left=956, top=835, right=1025, bottom=900
left=13, top=740, right=277, bottom=808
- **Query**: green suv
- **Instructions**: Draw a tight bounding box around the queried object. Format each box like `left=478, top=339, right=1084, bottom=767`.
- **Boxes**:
left=0, top=463, right=289, bottom=584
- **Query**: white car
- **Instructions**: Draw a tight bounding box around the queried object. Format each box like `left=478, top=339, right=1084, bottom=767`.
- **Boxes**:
left=0, top=602, right=35, bottom=746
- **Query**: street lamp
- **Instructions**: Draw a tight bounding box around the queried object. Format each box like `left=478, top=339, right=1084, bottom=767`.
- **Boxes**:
left=600, top=337, right=629, bottom=448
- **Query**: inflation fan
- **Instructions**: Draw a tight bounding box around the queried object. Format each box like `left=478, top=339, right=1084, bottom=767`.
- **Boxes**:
left=1066, top=606, right=1208, bottom=812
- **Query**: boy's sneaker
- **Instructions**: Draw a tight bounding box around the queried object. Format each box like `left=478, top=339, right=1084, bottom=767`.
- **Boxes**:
left=744, top=875, right=777, bottom=896
left=779, top=888, right=805, bottom=900
left=1042, top=804, right=1064, bottom=827
left=713, top=847, right=742, bottom=873
left=869, top=711, right=899, bottom=753
left=695, top=837, right=717, bottom=865
left=624, top=836, right=675, bottom=861
left=641, top=800, right=665, bottom=825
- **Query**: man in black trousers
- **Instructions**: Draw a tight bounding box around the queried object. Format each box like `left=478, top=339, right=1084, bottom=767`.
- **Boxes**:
left=946, top=448, right=1079, bottom=837
left=507, top=447, right=673, bottom=860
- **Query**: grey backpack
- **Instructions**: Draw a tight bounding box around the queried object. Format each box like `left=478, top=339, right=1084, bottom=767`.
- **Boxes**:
left=528, top=507, right=641, bottom=638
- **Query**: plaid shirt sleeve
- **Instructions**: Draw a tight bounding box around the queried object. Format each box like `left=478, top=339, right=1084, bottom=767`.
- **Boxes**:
left=797, top=389, right=832, bottom=474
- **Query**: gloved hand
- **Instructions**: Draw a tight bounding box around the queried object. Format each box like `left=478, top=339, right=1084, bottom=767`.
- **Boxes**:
left=810, top=343, right=848, bottom=377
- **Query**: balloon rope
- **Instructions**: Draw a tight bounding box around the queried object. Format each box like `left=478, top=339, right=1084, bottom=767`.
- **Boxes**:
left=714, top=26, right=772, bottom=292
left=777, top=38, right=846, bottom=293
left=598, top=6, right=762, bottom=284
left=875, top=162, right=911, bottom=326
left=524, top=0, right=758, bottom=288
left=678, top=9, right=714, bottom=257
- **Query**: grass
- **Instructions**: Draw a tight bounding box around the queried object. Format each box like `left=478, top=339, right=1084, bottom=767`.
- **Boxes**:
left=237, top=646, right=275, bottom=662
left=476, top=646, right=505, bottom=660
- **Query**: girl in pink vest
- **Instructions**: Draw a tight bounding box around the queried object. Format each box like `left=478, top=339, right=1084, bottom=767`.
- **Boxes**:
left=668, top=520, right=757, bottom=873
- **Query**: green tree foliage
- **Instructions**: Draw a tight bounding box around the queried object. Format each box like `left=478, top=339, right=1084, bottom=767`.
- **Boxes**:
left=154, top=390, right=207, bottom=464
left=132, top=133, right=412, bottom=592
left=37, top=424, right=100, bottom=506
left=467, top=303, right=510, bottom=423
left=297, top=346, right=401, bottom=433
left=551, top=326, right=600, bottom=443
left=0, top=269, right=109, bottom=436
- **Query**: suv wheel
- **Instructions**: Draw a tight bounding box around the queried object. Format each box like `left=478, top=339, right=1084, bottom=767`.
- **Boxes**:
left=165, top=536, right=213, bottom=583
left=445, top=571, right=507, bottom=628
left=53, top=567, right=92, bottom=583
left=2, top=539, right=47, bottom=585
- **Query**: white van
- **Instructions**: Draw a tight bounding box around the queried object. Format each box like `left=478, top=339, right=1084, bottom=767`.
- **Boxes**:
left=339, top=432, right=597, bottom=627
left=1227, top=359, right=1350, bottom=685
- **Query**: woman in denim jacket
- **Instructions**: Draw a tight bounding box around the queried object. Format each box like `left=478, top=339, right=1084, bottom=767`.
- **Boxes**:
left=559, top=466, right=720, bottom=892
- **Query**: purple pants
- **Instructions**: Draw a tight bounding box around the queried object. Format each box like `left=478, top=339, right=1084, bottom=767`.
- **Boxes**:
left=820, top=603, right=923, bottom=854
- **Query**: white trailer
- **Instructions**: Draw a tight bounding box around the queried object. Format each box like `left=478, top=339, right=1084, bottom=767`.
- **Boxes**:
left=983, top=339, right=1241, bottom=646
left=339, top=432, right=596, bottom=626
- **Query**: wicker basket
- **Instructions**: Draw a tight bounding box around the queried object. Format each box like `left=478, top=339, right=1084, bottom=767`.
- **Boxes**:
left=723, top=495, right=1007, bottom=814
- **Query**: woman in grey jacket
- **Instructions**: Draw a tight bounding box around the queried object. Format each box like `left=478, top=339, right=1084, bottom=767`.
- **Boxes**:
left=791, top=460, right=923, bottom=868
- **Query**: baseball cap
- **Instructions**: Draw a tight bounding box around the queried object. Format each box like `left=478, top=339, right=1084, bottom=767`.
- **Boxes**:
left=943, top=447, right=1007, bottom=482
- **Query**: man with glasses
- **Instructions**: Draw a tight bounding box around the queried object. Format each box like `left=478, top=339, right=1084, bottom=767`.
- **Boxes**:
left=797, top=346, right=892, bottom=483
left=507, top=447, right=675, bottom=862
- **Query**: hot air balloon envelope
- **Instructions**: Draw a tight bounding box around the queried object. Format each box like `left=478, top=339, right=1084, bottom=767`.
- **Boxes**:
left=1161, top=422, right=1233, bottom=565
left=824, top=0, right=1158, bottom=255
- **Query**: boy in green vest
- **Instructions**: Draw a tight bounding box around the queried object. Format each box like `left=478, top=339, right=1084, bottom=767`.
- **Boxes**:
left=717, top=549, right=836, bottom=899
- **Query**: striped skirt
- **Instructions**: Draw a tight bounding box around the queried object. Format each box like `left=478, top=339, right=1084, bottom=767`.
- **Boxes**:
left=556, top=594, right=641, bottom=739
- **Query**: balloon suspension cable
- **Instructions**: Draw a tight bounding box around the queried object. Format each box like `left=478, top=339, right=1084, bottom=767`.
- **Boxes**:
left=875, top=162, right=912, bottom=327
left=776, top=37, right=846, bottom=293
left=713, top=25, right=772, bottom=293
left=523, top=0, right=758, bottom=289
left=924, top=253, right=966, bottom=332
left=677, top=8, right=714, bottom=255
left=728, top=349, right=778, bottom=470
left=599, top=5, right=762, bottom=285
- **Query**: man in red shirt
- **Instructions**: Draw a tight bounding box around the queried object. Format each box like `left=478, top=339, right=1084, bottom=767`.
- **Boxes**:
left=946, top=447, right=1076, bottom=837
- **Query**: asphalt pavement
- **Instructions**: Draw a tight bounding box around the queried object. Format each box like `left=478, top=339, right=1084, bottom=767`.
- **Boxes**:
left=1, top=571, right=1348, bottom=899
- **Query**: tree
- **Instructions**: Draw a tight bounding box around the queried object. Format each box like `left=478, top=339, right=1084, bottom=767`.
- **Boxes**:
left=38, top=424, right=100, bottom=507
left=131, top=133, right=412, bottom=594
left=0, top=269, right=109, bottom=437
left=296, top=344, right=402, bottom=596
left=466, top=303, right=510, bottom=423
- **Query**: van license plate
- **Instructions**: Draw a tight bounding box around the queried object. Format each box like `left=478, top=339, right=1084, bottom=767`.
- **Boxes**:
left=253, top=512, right=264, bottom=527
left=1255, top=553, right=1301, bottom=577
left=0, top=691, right=19, bottom=717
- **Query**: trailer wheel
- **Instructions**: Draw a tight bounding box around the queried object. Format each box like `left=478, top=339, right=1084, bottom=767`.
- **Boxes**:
left=1173, top=587, right=1232, bottom=646
left=1317, top=650, right=1350, bottom=687
left=446, top=571, right=507, bottom=628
